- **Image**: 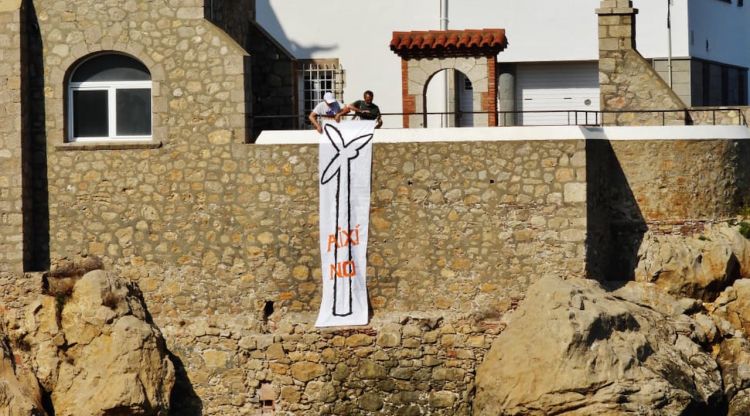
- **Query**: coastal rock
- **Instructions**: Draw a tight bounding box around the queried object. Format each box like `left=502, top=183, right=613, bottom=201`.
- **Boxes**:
left=12, top=270, right=175, bottom=416
left=710, top=279, right=750, bottom=338
left=716, top=337, right=750, bottom=415
left=51, top=270, right=175, bottom=416
left=474, top=276, right=723, bottom=415
left=634, top=225, right=750, bottom=301
left=612, top=280, right=701, bottom=317
left=22, top=296, right=62, bottom=392
left=0, top=336, right=46, bottom=416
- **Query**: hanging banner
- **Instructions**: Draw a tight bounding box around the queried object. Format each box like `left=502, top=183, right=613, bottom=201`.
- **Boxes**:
left=316, top=120, right=376, bottom=327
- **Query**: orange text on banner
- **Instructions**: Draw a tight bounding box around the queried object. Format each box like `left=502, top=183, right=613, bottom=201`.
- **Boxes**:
left=326, top=225, right=360, bottom=252
left=329, top=260, right=356, bottom=280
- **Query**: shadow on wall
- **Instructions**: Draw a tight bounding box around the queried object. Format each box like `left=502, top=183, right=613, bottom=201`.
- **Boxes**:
left=24, top=1, right=50, bottom=271
left=168, top=352, right=203, bottom=416
left=254, top=0, right=336, bottom=58
left=250, top=0, right=338, bottom=139
left=733, top=139, right=750, bottom=210
left=245, top=21, right=297, bottom=140
left=585, top=139, right=647, bottom=283
left=126, top=280, right=204, bottom=415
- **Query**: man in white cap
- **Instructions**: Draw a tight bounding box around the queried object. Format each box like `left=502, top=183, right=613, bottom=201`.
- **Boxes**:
left=309, top=91, right=343, bottom=134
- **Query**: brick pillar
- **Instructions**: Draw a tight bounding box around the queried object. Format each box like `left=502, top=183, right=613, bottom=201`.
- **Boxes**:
left=0, top=0, right=25, bottom=272
left=597, top=0, right=686, bottom=125
left=400, top=59, right=414, bottom=128
left=486, top=57, right=498, bottom=127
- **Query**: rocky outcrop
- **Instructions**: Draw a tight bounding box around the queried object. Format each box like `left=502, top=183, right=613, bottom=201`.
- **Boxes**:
left=635, top=224, right=750, bottom=301
left=474, top=276, right=724, bottom=415
left=710, top=279, right=750, bottom=338
left=0, top=336, right=46, bottom=416
left=475, top=224, right=750, bottom=416
left=715, top=338, right=750, bottom=416
left=9, top=270, right=175, bottom=416
left=707, top=279, right=750, bottom=415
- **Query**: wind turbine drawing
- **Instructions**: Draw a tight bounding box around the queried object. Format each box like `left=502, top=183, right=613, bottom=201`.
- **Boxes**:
left=320, top=122, right=374, bottom=317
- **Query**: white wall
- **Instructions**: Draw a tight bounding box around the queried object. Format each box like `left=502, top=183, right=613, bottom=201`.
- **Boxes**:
left=688, top=0, right=750, bottom=67
left=449, top=1, right=692, bottom=60
left=446, top=0, right=600, bottom=62
left=632, top=0, right=690, bottom=59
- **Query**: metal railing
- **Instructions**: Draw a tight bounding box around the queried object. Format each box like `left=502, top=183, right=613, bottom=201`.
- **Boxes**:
left=251, top=108, right=748, bottom=136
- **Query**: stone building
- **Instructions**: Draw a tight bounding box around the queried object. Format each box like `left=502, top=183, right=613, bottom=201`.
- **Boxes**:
left=0, top=0, right=257, bottom=273
left=0, top=0, right=750, bottom=414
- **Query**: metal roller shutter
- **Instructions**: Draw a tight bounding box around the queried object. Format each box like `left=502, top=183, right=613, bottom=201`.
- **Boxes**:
left=516, top=62, right=600, bottom=126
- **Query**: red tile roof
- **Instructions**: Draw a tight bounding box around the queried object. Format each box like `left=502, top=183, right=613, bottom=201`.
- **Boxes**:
left=390, top=29, right=507, bottom=58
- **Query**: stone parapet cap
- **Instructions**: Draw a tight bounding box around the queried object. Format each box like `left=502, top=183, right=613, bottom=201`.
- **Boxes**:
left=255, top=125, right=750, bottom=145
left=596, top=7, right=638, bottom=15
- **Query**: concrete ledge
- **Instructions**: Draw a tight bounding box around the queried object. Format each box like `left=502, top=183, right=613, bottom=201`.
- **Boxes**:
left=255, top=125, right=750, bottom=145
left=595, top=7, right=638, bottom=15
left=54, top=141, right=163, bottom=151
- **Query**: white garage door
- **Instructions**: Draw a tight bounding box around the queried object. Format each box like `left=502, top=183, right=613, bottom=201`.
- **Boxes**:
left=515, top=62, right=600, bottom=126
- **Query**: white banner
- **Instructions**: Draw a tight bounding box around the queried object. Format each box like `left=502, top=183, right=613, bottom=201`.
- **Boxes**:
left=316, top=120, right=375, bottom=327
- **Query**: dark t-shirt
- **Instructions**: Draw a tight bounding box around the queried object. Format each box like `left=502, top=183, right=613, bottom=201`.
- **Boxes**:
left=352, top=100, right=381, bottom=120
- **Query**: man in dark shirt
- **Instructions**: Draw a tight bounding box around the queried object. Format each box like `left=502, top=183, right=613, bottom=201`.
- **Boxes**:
left=336, top=90, right=383, bottom=129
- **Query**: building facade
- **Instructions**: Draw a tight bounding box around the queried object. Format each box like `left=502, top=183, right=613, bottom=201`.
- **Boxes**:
left=255, top=0, right=750, bottom=127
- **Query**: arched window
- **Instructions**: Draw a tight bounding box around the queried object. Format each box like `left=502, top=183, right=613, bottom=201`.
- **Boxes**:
left=68, top=54, right=152, bottom=141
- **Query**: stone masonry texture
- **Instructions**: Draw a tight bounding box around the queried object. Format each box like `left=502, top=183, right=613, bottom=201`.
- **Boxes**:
left=586, top=139, right=750, bottom=280
left=51, top=140, right=588, bottom=310
left=20, top=0, right=251, bottom=272
left=13, top=136, right=592, bottom=415
left=13, top=133, right=750, bottom=415
left=597, top=0, right=688, bottom=126
left=0, top=2, right=24, bottom=272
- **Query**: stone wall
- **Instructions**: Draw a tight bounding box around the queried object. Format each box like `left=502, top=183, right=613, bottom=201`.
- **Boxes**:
left=596, top=0, right=749, bottom=127
left=0, top=0, right=24, bottom=272
left=689, top=106, right=750, bottom=126
left=49, top=140, right=588, bottom=313
left=18, top=0, right=251, bottom=271
left=37, top=131, right=750, bottom=412
left=30, top=0, right=250, bottom=144
left=41, top=137, right=588, bottom=414
left=597, top=0, right=687, bottom=126
left=6, top=128, right=750, bottom=414
left=164, top=310, right=503, bottom=415
left=586, top=139, right=750, bottom=280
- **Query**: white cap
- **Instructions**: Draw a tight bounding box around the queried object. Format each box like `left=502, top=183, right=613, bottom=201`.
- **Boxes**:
left=323, top=92, right=336, bottom=104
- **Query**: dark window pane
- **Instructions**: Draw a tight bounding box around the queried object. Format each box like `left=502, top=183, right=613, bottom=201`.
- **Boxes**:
left=116, top=89, right=151, bottom=136
left=72, top=54, right=150, bottom=82
left=73, top=90, right=108, bottom=137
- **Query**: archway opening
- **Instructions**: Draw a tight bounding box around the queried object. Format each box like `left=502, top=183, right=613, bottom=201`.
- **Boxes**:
left=424, top=69, right=475, bottom=128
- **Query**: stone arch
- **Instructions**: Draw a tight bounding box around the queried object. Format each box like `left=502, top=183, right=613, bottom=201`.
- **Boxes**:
left=51, top=47, right=166, bottom=144
left=421, top=61, right=488, bottom=128
left=391, top=29, right=507, bottom=128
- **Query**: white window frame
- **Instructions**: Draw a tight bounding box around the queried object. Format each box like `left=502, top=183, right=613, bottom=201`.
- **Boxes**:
left=67, top=80, right=152, bottom=142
